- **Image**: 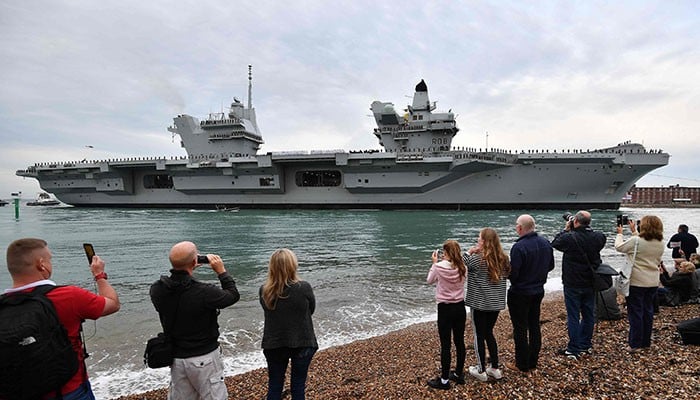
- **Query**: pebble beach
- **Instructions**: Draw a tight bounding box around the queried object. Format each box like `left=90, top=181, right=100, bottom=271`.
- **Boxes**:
left=115, top=293, right=699, bottom=399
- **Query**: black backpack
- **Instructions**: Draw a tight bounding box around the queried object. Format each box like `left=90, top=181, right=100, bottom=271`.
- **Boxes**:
left=0, top=285, right=79, bottom=400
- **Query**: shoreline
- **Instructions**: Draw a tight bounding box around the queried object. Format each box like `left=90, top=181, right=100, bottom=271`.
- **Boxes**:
left=115, top=293, right=699, bottom=399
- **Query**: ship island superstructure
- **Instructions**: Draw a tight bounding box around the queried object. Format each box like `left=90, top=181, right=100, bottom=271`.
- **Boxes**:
left=16, top=69, right=669, bottom=209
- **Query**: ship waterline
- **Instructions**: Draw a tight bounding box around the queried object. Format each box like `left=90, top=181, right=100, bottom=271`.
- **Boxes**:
left=16, top=71, right=669, bottom=209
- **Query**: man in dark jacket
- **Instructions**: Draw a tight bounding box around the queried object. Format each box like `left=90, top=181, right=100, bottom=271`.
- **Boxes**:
left=667, top=224, right=698, bottom=261
left=506, top=215, right=554, bottom=373
left=150, top=241, right=240, bottom=400
left=551, top=211, right=606, bottom=360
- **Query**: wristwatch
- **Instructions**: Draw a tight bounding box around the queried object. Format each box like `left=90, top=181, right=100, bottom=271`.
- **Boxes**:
left=93, top=272, right=108, bottom=281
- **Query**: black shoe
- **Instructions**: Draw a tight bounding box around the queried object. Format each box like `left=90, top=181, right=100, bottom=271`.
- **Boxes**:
left=557, top=348, right=580, bottom=360
left=427, top=377, right=451, bottom=390
left=449, top=371, right=465, bottom=384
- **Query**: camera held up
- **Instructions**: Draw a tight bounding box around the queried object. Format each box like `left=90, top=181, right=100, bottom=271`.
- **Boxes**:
left=617, top=214, right=640, bottom=227
left=562, top=212, right=575, bottom=222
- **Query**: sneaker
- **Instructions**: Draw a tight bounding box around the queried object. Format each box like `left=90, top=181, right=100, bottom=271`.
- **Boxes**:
left=486, top=366, right=503, bottom=380
left=581, top=348, right=593, bottom=356
left=449, top=371, right=465, bottom=384
left=557, top=348, right=580, bottom=360
left=427, top=377, right=450, bottom=390
left=468, top=365, right=488, bottom=382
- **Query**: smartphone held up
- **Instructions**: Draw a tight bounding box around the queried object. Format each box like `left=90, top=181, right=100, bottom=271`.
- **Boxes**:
left=83, top=243, right=95, bottom=264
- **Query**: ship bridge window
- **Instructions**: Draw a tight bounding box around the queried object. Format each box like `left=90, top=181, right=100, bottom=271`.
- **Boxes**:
left=295, top=170, right=342, bottom=187
left=144, top=174, right=173, bottom=189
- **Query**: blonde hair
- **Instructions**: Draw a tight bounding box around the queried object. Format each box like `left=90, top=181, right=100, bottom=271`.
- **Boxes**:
left=442, top=240, right=466, bottom=279
left=261, top=248, right=299, bottom=310
left=679, top=261, right=696, bottom=274
left=480, top=228, right=511, bottom=283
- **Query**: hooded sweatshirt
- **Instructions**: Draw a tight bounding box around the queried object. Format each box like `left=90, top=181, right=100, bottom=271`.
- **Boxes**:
left=427, top=260, right=465, bottom=304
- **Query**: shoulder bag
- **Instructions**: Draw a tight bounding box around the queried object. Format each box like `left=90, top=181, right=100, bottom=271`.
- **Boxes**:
left=615, top=237, right=638, bottom=298
left=572, top=232, right=617, bottom=291
left=144, top=290, right=183, bottom=368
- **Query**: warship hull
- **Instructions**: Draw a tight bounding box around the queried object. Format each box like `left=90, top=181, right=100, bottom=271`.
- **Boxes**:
left=17, top=148, right=668, bottom=210
left=16, top=75, right=669, bottom=209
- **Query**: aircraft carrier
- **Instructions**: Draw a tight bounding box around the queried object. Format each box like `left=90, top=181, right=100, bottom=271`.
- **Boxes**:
left=16, top=69, right=669, bottom=209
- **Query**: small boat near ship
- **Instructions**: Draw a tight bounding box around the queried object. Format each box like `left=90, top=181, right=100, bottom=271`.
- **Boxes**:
left=26, top=192, right=61, bottom=206
left=16, top=67, right=669, bottom=210
left=0, top=199, right=8, bottom=207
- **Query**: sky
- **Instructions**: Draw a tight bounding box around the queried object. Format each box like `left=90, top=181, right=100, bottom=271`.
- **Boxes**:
left=1, top=0, right=699, bottom=198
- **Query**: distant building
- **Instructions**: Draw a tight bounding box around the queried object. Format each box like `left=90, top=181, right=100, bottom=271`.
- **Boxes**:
left=622, top=185, right=700, bottom=206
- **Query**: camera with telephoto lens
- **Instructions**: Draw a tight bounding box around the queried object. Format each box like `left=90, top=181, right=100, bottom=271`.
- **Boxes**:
left=562, top=212, right=575, bottom=222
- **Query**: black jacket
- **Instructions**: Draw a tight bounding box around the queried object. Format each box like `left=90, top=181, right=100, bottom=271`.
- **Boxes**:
left=660, top=270, right=698, bottom=305
left=551, top=226, right=607, bottom=288
left=150, top=269, right=240, bottom=358
left=667, top=232, right=698, bottom=260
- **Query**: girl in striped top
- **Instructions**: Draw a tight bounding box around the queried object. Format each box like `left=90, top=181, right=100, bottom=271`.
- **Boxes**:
left=464, top=228, right=511, bottom=382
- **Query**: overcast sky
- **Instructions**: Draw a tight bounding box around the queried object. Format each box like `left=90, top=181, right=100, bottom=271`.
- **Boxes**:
left=1, top=0, right=698, bottom=198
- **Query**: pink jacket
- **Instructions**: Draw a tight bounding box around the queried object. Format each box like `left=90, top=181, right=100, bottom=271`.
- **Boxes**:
left=427, top=260, right=465, bottom=303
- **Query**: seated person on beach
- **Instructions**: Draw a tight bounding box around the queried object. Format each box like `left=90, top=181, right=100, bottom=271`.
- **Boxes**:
left=658, top=261, right=698, bottom=306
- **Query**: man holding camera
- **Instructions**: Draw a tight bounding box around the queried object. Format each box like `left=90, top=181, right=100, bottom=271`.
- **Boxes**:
left=150, top=241, right=240, bottom=400
left=551, top=211, right=606, bottom=360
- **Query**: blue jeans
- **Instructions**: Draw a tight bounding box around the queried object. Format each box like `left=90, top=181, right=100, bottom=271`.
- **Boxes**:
left=263, top=347, right=317, bottom=400
left=627, top=286, right=657, bottom=348
left=563, top=286, right=595, bottom=354
left=46, top=381, right=95, bottom=400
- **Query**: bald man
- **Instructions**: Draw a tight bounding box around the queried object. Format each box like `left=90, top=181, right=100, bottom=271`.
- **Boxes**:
left=506, top=215, right=554, bottom=373
left=2, top=238, right=120, bottom=399
left=150, top=241, right=240, bottom=400
left=551, top=210, right=607, bottom=360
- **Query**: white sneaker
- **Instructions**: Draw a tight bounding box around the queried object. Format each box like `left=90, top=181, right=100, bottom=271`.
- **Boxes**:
left=486, top=366, right=503, bottom=380
left=468, top=365, right=488, bottom=382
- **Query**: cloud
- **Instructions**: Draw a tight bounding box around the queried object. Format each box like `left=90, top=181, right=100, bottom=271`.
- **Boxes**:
left=1, top=0, right=699, bottom=197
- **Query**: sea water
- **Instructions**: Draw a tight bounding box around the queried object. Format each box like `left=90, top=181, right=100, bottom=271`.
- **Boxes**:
left=1, top=206, right=697, bottom=399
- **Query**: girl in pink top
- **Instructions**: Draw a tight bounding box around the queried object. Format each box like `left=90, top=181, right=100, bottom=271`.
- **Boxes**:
left=426, top=240, right=467, bottom=390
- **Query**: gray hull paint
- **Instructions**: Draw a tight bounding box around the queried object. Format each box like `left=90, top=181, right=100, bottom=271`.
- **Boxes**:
left=16, top=76, right=669, bottom=209
left=21, top=150, right=667, bottom=210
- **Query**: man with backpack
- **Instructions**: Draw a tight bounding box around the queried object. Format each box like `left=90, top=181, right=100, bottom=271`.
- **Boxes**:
left=1, top=238, right=120, bottom=399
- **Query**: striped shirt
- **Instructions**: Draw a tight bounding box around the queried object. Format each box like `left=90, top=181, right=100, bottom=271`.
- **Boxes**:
left=464, top=253, right=507, bottom=311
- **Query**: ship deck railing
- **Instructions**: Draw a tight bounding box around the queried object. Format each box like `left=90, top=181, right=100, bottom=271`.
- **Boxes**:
left=18, top=143, right=667, bottom=171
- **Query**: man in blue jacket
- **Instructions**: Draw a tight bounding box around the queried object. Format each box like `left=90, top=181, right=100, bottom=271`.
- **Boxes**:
left=551, top=211, right=607, bottom=360
left=506, top=215, right=554, bottom=373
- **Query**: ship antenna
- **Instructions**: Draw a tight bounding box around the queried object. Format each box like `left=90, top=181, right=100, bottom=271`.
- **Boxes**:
left=248, top=64, right=252, bottom=109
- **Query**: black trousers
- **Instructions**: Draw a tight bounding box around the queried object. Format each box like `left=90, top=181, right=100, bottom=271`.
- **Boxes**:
left=437, top=301, right=466, bottom=379
left=507, top=290, right=544, bottom=371
left=471, top=309, right=500, bottom=371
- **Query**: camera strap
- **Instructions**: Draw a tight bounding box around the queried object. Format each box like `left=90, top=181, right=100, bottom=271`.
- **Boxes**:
left=570, top=231, right=598, bottom=269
